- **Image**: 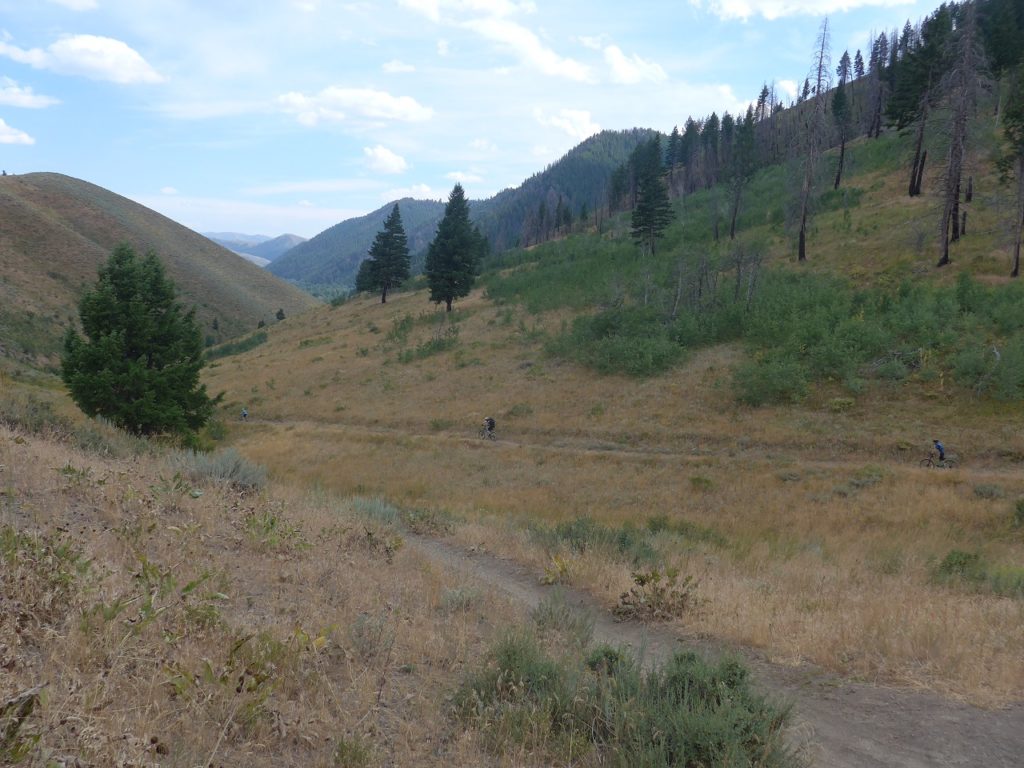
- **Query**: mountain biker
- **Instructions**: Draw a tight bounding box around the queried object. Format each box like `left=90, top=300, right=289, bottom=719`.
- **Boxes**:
left=483, top=416, right=496, bottom=436
left=932, top=439, right=945, bottom=462
left=241, top=407, right=248, bottom=422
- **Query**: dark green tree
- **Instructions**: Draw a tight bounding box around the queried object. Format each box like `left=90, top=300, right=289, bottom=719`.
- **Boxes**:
left=728, top=106, right=758, bottom=239
left=354, top=257, right=378, bottom=293
left=425, top=183, right=479, bottom=312
left=630, top=136, right=674, bottom=256
left=364, top=203, right=410, bottom=303
left=61, top=244, right=215, bottom=437
left=832, top=68, right=853, bottom=189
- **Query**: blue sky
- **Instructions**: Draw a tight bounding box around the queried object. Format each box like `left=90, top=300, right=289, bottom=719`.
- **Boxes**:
left=2, top=0, right=936, bottom=238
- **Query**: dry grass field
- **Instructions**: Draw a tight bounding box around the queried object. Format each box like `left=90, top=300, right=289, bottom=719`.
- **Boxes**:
left=0, top=415, right=540, bottom=766
left=204, top=285, right=1024, bottom=707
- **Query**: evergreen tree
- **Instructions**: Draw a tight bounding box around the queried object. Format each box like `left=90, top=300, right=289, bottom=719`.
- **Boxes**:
left=61, top=244, right=215, bottom=437
left=630, top=136, right=674, bottom=256
left=364, top=203, right=410, bottom=303
left=425, top=183, right=480, bottom=312
left=832, top=72, right=853, bottom=189
left=354, top=257, right=378, bottom=293
left=854, top=49, right=866, bottom=79
left=728, top=106, right=757, bottom=239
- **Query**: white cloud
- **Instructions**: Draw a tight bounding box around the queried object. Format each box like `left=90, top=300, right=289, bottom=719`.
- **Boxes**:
left=470, top=138, right=497, bottom=152
left=242, top=178, right=386, bottom=196
left=364, top=145, right=409, bottom=174
left=400, top=0, right=537, bottom=20
left=160, top=186, right=178, bottom=195
left=604, top=46, right=667, bottom=85
left=384, top=183, right=443, bottom=200
left=48, top=0, right=98, bottom=9
left=577, top=35, right=605, bottom=51
left=0, top=78, right=60, bottom=108
left=383, top=59, right=416, bottom=73
left=778, top=79, right=798, bottom=100
left=0, top=118, right=34, bottom=145
left=689, top=0, right=914, bottom=22
left=0, top=34, right=164, bottom=84
left=437, top=39, right=450, bottom=56
left=534, top=108, right=600, bottom=141
left=463, top=18, right=591, bottom=81
left=446, top=170, right=483, bottom=183
left=277, top=86, right=433, bottom=126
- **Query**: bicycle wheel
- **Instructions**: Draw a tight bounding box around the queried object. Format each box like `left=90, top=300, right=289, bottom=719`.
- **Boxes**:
left=941, top=459, right=958, bottom=469
left=919, top=457, right=934, bottom=468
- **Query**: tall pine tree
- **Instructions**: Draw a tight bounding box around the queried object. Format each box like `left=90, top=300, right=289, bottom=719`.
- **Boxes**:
left=425, top=183, right=480, bottom=312
left=363, top=203, right=410, bottom=303
left=630, top=136, right=675, bottom=257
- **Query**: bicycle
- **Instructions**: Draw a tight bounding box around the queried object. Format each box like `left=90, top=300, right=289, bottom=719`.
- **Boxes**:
left=479, top=426, right=496, bottom=441
left=919, top=453, right=957, bottom=469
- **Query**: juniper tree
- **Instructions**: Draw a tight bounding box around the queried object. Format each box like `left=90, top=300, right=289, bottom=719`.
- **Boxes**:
left=61, top=244, right=215, bottom=437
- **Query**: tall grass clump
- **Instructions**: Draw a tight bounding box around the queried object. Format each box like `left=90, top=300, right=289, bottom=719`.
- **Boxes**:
left=455, top=628, right=794, bottom=767
left=529, top=517, right=658, bottom=566
left=172, top=448, right=267, bottom=491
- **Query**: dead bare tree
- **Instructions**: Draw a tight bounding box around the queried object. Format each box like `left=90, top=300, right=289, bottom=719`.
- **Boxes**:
left=796, top=18, right=832, bottom=262
left=937, top=2, right=988, bottom=268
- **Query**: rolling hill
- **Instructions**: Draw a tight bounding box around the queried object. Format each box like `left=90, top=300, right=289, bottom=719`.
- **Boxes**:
left=0, top=172, right=319, bottom=370
left=205, top=232, right=306, bottom=262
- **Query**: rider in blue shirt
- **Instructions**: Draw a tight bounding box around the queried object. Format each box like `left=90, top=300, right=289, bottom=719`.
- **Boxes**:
left=933, top=439, right=945, bottom=461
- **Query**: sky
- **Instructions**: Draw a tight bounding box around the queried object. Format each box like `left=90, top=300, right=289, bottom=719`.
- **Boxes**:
left=1, top=0, right=939, bottom=239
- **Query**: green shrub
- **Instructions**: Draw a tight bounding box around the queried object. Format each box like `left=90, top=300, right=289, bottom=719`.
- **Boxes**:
left=1014, top=499, right=1024, bottom=527
left=733, top=355, right=808, bottom=406
left=456, top=629, right=794, bottom=767
left=0, top=393, right=71, bottom=435
left=530, top=591, right=594, bottom=647
left=973, top=484, right=1005, bottom=500
left=933, top=549, right=986, bottom=584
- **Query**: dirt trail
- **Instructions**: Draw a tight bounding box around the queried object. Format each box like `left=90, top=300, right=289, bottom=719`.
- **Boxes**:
left=409, top=535, right=1024, bottom=768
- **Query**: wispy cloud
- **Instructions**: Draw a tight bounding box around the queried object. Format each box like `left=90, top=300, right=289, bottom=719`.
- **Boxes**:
left=384, top=183, right=445, bottom=200
left=160, top=186, right=178, bottom=195
left=446, top=170, right=483, bottom=183
left=0, top=34, right=164, bottom=84
left=400, top=0, right=537, bottom=21
left=383, top=59, right=416, bottom=73
left=0, top=118, right=35, bottom=145
left=689, top=0, right=915, bottom=22
left=534, top=107, right=600, bottom=141
left=242, top=178, right=386, bottom=196
left=0, top=77, right=60, bottom=108
left=364, top=145, right=408, bottom=174
left=278, top=86, right=433, bottom=126
left=604, top=46, right=667, bottom=84
left=47, top=0, right=98, bottom=10
left=463, top=18, right=591, bottom=81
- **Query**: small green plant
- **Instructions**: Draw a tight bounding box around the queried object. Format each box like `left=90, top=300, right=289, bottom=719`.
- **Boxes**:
left=973, top=484, right=1005, bottom=500
left=1014, top=499, right=1024, bottom=527
left=689, top=475, right=713, bottom=491
left=348, top=611, right=394, bottom=661
left=333, top=735, right=372, bottom=767
left=173, top=448, right=267, bottom=491
left=439, top=587, right=479, bottom=613
left=243, top=505, right=305, bottom=550
left=530, top=591, right=594, bottom=647
left=207, top=331, right=267, bottom=360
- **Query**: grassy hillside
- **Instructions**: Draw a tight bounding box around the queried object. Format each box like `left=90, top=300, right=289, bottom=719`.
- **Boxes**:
left=0, top=173, right=319, bottom=370
left=197, top=118, right=1024, bottom=707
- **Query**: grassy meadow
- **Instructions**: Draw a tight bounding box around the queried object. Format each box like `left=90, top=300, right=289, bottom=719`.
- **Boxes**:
left=202, top=126, right=1024, bottom=707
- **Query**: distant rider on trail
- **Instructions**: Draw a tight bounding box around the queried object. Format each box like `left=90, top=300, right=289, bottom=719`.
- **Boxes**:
left=932, top=439, right=945, bottom=462
left=483, top=416, right=496, bottom=438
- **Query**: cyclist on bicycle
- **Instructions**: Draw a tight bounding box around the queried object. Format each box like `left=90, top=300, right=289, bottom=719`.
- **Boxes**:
left=483, top=416, right=496, bottom=437
left=932, top=439, right=945, bottom=462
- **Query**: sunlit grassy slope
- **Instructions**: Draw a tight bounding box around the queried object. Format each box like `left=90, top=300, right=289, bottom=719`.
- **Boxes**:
left=0, top=172, right=319, bottom=370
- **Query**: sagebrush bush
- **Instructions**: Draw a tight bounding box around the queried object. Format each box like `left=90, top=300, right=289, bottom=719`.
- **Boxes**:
left=172, top=448, right=267, bottom=491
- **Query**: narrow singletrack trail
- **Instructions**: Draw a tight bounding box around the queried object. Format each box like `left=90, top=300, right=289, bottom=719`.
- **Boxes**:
left=409, top=535, right=1024, bottom=768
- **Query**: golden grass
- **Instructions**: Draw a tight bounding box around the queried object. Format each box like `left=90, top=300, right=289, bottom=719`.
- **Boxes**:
left=204, top=285, right=1024, bottom=706
left=0, top=423, right=533, bottom=766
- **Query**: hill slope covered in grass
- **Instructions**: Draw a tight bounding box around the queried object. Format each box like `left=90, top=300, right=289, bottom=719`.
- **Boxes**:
left=198, top=115, right=1024, bottom=707
left=0, top=172, right=319, bottom=370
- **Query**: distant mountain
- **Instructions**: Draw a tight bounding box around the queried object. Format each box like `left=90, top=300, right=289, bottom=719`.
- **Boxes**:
left=268, top=199, right=445, bottom=288
left=269, top=129, right=656, bottom=290
left=0, top=173, right=319, bottom=369
left=203, top=232, right=271, bottom=246
left=205, top=232, right=305, bottom=263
